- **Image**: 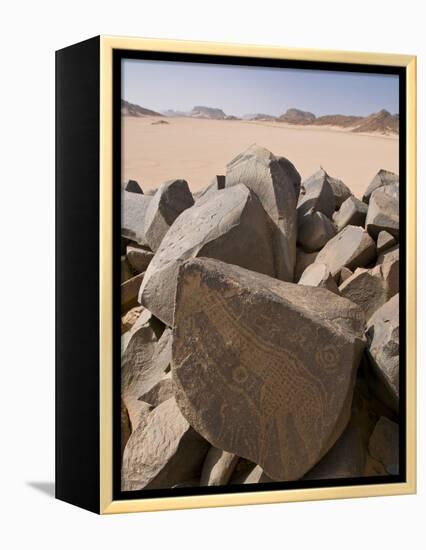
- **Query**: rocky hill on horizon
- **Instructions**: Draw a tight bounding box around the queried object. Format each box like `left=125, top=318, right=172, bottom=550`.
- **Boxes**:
left=278, top=108, right=316, bottom=124
left=191, top=105, right=227, bottom=119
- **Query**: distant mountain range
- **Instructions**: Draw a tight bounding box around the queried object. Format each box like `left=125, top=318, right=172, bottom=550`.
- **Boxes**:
left=351, top=110, right=399, bottom=134
left=122, top=100, right=398, bottom=135
left=275, top=108, right=399, bottom=134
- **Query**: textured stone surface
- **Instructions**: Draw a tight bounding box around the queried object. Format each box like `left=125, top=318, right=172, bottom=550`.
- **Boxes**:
left=126, top=245, right=154, bottom=273
left=367, top=247, right=399, bottom=302
left=368, top=417, right=399, bottom=474
left=299, top=263, right=339, bottom=294
left=121, top=256, right=133, bottom=282
left=122, top=326, right=172, bottom=428
left=122, top=398, right=209, bottom=490
left=121, top=305, right=144, bottom=334
left=380, top=182, right=399, bottom=201
left=366, top=189, right=399, bottom=239
left=226, top=144, right=300, bottom=281
left=128, top=307, right=156, bottom=333
left=377, top=245, right=399, bottom=267
left=314, top=225, right=376, bottom=278
left=297, top=168, right=336, bottom=219
left=121, top=400, right=131, bottom=456
left=328, top=175, right=352, bottom=209
left=144, top=179, right=194, bottom=251
left=376, top=231, right=397, bottom=255
left=196, top=175, right=226, bottom=205
left=172, top=258, right=365, bottom=480
left=305, top=372, right=392, bottom=480
left=378, top=253, right=399, bottom=298
left=298, top=211, right=336, bottom=252
left=139, top=372, right=173, bottom=407
left=294, top=248, right=318, bottom=282
left=363, top=169, right=399, bottom=204
left=335, top=196, right=368, bottom=232
left=121, top=272, right=144, bottom=313
left=125, top=179, right=143, bottom=194
left=339, top=267, right=353, bottom=284
left=200, top=447, right=239, bottom=486
left=339, top=267, right=391, bottom=321
left=139, top=184, right=276, bottom=326
left=366, top=294, right=399, bottom=411
left=121, top=190, right=152, bottom=246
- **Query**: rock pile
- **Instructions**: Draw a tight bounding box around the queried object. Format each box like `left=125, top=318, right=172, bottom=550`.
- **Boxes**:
left=121, top=145, right=401, bottom=490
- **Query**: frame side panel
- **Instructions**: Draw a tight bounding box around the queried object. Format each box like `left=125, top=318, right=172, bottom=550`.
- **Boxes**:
left=55, top=36, right=101, bottom=513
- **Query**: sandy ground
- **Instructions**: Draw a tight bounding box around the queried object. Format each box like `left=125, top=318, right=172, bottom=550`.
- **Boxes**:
left=122, top=116, right=398, bottom=198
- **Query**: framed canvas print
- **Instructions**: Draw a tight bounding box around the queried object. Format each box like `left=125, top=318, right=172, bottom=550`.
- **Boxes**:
left=55, top=36, right=416, bottom=514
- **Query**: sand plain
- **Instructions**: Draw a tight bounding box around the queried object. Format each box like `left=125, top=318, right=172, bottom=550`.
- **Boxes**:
left=122, top=116, right=398, bottom=198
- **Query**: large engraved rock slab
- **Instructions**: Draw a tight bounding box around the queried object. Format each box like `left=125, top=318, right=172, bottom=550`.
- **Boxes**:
left=172, top=258, right=365, bottom=480
left=225, top=145, right=300, bottom=281
left=139, top=184, right=276, bottom=326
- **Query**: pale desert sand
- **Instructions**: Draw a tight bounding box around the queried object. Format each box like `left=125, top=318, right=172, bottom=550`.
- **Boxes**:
left=122, top=116, right=398, bottom=198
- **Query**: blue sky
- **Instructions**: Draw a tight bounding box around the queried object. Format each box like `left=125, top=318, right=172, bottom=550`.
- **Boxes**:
left=122, top=59, right=399, bottom=118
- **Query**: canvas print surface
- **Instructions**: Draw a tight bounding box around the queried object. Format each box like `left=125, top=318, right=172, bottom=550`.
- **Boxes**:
left=119, top=57, right=401, bottom=493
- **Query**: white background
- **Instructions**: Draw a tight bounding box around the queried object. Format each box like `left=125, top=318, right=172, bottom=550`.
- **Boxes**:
left=1, top=0, right=423, bottom=548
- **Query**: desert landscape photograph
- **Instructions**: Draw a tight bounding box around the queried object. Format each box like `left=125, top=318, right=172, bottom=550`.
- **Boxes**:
left=120, top=58, right=401, bottom=492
